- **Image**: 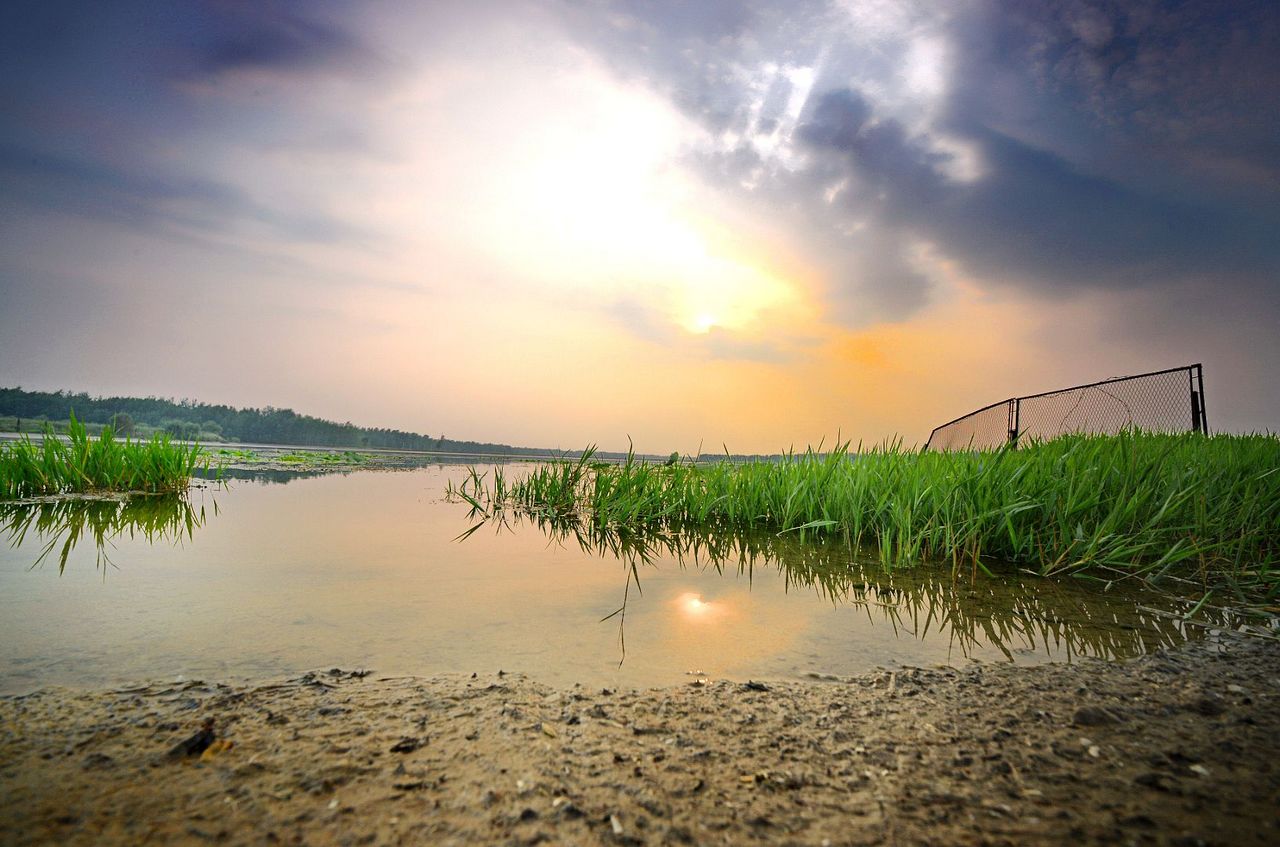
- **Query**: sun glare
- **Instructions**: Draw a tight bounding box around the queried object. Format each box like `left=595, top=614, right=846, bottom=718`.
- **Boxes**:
left=431, top=56, right=809, bottom=342
left=676, top=591, right=714, bottom=618
left=670, top=244, right=801, bottom=337
left=691, top=313, right=719, bottom=333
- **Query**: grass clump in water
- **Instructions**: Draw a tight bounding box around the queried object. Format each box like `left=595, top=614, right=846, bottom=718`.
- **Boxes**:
left=451, top=433, right=1280, bottom=596
left=0, top=416, right=207, bottom=500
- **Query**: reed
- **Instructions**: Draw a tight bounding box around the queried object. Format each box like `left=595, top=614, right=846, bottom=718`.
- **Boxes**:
left=451, top=432, right=1280, bottom=596
left=0, top=416, right=207, bottom=499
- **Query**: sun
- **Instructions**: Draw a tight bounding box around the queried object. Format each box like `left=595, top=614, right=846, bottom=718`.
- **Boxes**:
left=691, top=313, right=719, bottom=334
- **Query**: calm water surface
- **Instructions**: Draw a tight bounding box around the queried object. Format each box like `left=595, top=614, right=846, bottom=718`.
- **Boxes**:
left=0, top=465, right=1212, bottom=693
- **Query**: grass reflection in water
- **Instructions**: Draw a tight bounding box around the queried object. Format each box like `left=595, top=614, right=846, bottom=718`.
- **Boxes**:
left=0, top=495, right=208, bottom=573
left=465, top=508, right=1237, bottom=666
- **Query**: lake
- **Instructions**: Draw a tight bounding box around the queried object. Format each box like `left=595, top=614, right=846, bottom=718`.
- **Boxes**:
left=0, top=463, right=1214, bottom=693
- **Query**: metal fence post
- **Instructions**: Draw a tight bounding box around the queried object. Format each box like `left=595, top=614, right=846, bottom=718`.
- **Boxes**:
left=1194, top=363, right=1208, bottom=434
left=1007, top=398, right=1020, bottom=448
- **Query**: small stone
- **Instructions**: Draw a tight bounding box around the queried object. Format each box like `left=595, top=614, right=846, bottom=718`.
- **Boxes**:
left=1072, top=707, right=1118, bottom=727
left=389, top=737, right=423, bottom=753
left=393, top=780, right=428, bottom=792
left=1134, top=772, right=1174, bottom=792
left=167, top=718, right=217, bottom=759
left=1189, top=696, right=1226, bottom=717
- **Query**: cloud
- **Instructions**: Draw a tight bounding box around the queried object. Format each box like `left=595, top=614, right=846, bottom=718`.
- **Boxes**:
left=0, top=1, right=388, bottom=256
left=561, top=0, right=1280, bottom=323
left=188, top=5, right=370, bottom=80
left=699, top=326, right=796, bottom=364
left=0, top=143, right=366, bottom=245
left=957, top=0, right=1280, bottom=189
left=605, top=296, right=801, bottom=364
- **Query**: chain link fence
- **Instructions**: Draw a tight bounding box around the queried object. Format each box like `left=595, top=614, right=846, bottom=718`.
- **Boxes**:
left=925, top=365, right=1208, bottom=451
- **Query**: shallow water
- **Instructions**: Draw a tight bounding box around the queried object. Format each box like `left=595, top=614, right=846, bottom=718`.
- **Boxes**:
left=0, top=465, right=1218, bottom=693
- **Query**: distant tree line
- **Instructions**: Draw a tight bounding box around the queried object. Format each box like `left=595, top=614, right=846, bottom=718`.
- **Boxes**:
left=0, top=387, right=553, bottom=455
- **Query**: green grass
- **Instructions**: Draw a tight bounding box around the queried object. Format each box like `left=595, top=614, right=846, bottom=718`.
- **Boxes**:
left=449, top=432, right=1280, bottom=599
left=0, top=416, right=207, bottom=499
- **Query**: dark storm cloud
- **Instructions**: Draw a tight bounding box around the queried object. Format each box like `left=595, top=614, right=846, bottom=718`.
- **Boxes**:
left=926, top=126, right=1274, bottom=291
left=953, top=0, right=1280, bottom=189
left=0, top=0, right=373, bottom=86
left=799, top=89, right=948, bottom=209
left=189, top=4, right=368, bottom=79
left=0, top=1, right=375, bottom=250
left=560, top=0, right=833, bottom=130
left=561, top=0, right=1280, bottom=320
left=0, top=144, right=364, bottom=244
left=797, top=88, right=1274, bottom=294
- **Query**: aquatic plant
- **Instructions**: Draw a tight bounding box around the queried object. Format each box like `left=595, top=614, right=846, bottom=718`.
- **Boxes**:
left=0, top=416, right=207, bottom=499
left=450, top=433, right=1280, bottom=597
left=276, top=450, right=372, bottom=465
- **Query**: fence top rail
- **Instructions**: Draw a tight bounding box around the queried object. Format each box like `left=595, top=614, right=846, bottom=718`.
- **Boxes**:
left=1015, top=363, right=1201, bottom=403
left=926, top=397, right=1013, bottom=441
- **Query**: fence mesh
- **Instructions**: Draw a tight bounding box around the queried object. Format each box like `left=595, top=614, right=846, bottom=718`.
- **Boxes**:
left=925, top=365, right=1207, bottom=451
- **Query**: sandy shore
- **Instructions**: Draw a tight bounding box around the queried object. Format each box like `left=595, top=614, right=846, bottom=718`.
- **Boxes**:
left=2, top=635, right=1277, bottom=846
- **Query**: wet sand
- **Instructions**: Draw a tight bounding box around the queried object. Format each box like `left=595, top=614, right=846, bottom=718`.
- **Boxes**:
left=2, top=634, right=1277, bottom=846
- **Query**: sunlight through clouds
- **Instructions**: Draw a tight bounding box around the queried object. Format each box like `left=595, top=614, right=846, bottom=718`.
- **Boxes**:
left=1, top=0, right=1277, bottom=450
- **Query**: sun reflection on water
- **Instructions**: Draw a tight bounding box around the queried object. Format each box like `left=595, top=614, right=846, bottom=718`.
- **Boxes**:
left=676, top=591, right=719, bottom=619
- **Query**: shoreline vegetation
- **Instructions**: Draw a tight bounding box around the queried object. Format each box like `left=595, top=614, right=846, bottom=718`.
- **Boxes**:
left=0, top=417, right=207, bottom=501
left=0, top=385, right=521, bottom=455
left=1, top=386, right=691, bottom=461
left=451, top=431, right=1280, bottom=604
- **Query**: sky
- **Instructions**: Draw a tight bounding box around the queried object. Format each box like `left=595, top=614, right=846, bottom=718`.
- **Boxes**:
left=1, top=0, right=1277, bottom=453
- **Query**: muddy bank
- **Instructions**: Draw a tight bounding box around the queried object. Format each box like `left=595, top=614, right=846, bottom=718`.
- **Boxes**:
left=1, top=635, right=1277, bottom=846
